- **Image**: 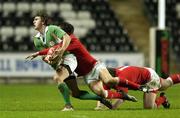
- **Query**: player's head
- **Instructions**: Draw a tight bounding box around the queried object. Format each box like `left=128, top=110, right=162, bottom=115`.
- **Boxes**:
left=160, top=92, right=165, bottom=97
left=33, top=11, right=51, bottom=30
left=59, top=22, right=74, bottom=35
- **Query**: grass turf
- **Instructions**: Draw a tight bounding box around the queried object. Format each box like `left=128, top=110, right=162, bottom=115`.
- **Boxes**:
left=0, top=84, right=180, bottom=118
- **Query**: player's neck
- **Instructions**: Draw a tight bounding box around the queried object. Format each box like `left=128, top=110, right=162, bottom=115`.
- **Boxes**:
left=39, top=25, right=46, bottom=35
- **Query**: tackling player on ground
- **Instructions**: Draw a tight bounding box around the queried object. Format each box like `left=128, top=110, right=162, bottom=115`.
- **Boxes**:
left=95, top=66, right=179, bottom=109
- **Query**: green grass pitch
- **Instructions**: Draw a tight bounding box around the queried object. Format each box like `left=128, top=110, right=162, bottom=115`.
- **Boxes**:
left=0, top=84, right=180, bottom=118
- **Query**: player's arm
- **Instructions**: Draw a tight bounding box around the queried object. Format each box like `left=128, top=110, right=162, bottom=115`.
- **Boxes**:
left=25, top=45, right=58, bottom=60
left=51, top=26, right=71, bottom=60
left=25, top=51, right=40, bottom=60
left=56, top=33, right=71, bottom=54
left=38, top=44, right=60, bottom=55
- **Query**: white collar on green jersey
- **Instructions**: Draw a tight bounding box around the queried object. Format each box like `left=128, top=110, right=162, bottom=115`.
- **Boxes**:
left=43, top=26, right=48, bottom=44
left=34, top=26, right=48, bottom=44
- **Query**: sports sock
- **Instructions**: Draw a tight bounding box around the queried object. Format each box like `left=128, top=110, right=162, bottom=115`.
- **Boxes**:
left=77, top=90, right=102, bottom=100
left=155, top=96, right=166, bottom=107
left=106, top=90, right=123, bottom=99
left=58, top=83, right=71, bottom=105
left=118, top=78, right=140, bottom=90
left=169, top=74, right=180, bottom=84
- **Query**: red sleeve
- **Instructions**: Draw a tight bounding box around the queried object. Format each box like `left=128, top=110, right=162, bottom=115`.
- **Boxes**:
left=38, top=43, right=62, bottom=55
left=38, top=48, right=49, bottom=55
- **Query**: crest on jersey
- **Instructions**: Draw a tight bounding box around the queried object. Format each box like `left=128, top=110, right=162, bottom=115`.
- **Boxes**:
left=49, top=41, right=55, bottom=46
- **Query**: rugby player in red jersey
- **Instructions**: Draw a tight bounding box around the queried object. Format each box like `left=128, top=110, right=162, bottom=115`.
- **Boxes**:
left=96, top=66, right=178, bottom=109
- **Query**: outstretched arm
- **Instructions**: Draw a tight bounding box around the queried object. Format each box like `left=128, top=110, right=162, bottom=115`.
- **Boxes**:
left=25, top=52, right=40, bottom=60
left=25, top=43, right=62, bottom=60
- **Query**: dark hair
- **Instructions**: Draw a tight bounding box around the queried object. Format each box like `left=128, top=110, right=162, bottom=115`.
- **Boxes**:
left=107, top=68, right=116, bottom=77
left=35, top=11, right=52, bottom=25
left=160, top=92, right=165, bottom=97
left=59, top=22, right=74, bottom=35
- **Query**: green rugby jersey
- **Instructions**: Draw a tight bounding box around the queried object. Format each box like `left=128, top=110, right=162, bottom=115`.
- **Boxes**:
left=33, top=25, right=66, bottom=51
left=33, top=25, right=67, bottom=70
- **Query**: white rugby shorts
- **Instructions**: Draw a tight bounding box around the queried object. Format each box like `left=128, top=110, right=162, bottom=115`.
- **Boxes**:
left=145, top=68, right=161, bottom=90
left=84, top=61, right=106, bottom=84
left=56, top=53, right=77, bottom=73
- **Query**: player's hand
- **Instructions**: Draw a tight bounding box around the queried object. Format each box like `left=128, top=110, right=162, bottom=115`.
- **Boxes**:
left=25, top=52, right=39, bottom=60
left=139, top=85, right=158, bottom=93
left=50, top=48, right=64, bottom=61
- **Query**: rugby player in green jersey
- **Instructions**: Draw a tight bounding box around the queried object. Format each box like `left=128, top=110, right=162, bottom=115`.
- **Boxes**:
left=32, top=11, right=75, bottom=111
left=26, top=11, right=112, bottom=111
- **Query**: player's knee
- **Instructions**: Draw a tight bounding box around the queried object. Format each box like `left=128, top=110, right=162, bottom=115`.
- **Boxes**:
left=92, top=87, right=102, bottom=96
left=56, top=71, right=69, bottom=83
left=93, top=88, right=105, bottom=98
left=144, top=104, right=154, bottom=109
left=54, top=76, right=64, bottom=83
left=103, top=78, right=116, bottom=86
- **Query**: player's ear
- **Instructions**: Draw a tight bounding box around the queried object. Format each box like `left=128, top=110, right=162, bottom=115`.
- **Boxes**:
left=41, top=20, right=46, bottom=25
left=40, top=17, right=46, bottom=25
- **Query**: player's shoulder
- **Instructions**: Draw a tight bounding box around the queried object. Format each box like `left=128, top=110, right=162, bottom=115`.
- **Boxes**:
left=48, top=25, right=60, bottom=30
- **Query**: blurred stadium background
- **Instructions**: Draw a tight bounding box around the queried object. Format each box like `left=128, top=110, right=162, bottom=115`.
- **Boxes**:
left=1, top=1, right=180, bottom=117
left=0, top=0, right=180, bottom=83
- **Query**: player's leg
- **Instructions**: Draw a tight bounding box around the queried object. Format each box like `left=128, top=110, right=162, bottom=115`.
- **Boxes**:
left=55, top=53, right=77, bottom=83
left=143, top=92, right=157, bottom=109
left=89, top=80, right=137, bottom=102
left=54, top=54, right=112, bottom=109
left=54, top=53, right=77, bottom=111
left=53, top=74, right=73, bottom=111
left=158, top=78, right=173, bottom=91
left=159, top=74, right=180, bottom=91
left=100, top=66, right=141, bottom=90
left=169, top=74, right=180, bottom=84
left=64, top=75, right=104, bottom=100
left=65, top=77, right=113, bottom=109
left=84, top=63, right=137, bottom=101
